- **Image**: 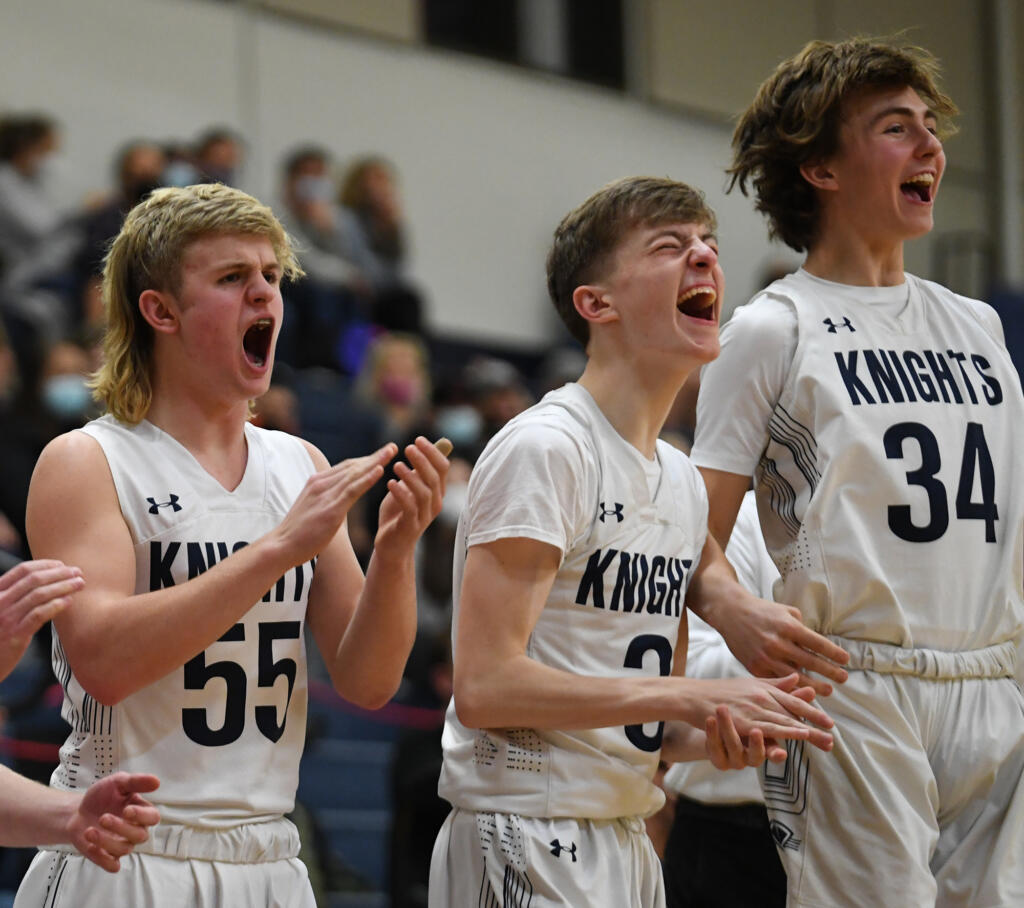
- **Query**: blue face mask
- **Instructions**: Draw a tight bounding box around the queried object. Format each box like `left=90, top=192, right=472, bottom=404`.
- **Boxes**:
left=435, top=405, right=482, bottom=447
left=42, top=374, right=91, bottom=420
left=164, top=160, right=199, bottom=188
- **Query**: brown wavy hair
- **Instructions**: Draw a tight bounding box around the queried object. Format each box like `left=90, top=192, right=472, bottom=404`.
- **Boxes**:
left=546, top=176, right=716, bottom=348
left=727, top=36, right=958, bottom=253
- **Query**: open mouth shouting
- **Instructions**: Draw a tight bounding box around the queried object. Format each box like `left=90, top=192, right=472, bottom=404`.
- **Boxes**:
left=900, top=172, right=935, bottom=203
left=677, top=286, right=718, bottom=322
left=243, top=317, right=274, bottom=369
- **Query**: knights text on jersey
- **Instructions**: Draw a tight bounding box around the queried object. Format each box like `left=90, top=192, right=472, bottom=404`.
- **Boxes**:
left=51, top=416, right=317, bottom=828
left=438, top=383, right=708, bottom=820
left=749, top=270, right=1024, bottom=650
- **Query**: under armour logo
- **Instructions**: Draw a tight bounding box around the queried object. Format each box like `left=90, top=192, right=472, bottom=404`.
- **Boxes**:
left=549, top=839, right=577, bottom=862
left=147, top=494, right=182, bottom=514
left=598, top=502, right=624, bottom=523
left=768, top=819, right=801, bottom=851
left=823, top=316, right=855, bottom=333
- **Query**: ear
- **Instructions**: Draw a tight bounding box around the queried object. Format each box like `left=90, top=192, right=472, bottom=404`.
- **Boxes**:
left=572, top=283, right=618, bottom=329
left=799, top=159, right=838, bottom=192
left=138, top=289, right=180, bottom=335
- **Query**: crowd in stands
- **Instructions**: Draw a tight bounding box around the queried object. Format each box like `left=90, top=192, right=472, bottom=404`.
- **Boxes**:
left=0, top=110, right=595, bottom=904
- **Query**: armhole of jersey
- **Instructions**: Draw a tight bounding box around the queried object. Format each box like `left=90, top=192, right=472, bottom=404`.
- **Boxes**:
left=78, top=425, right=139, bottom=545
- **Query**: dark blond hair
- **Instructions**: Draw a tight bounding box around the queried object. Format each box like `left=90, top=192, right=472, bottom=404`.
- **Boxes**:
left=546, top=176, right=716, bottom=348
left=728, top=37, right=958, bottom=252
left=93, top=183, right=303, bottom=423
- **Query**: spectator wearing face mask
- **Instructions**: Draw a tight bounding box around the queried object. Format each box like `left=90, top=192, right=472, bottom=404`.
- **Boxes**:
left=276, top=146, right=375, bottom=370
left=193, top=127, right=245, bottom=187
left=73, top=140, right=167, bottom=328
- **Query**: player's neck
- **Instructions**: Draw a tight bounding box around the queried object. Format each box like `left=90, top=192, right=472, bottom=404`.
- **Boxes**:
left=144, top=391, right=251, bottom=492
left=578, top=358, right=686, bottom=459
left=803, top=227, right=907, bottom=288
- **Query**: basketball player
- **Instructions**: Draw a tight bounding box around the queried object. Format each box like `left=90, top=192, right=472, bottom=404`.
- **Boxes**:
left=692, top=38, right=1024, bottom=906
left=1, top=558, right=160, bottom=873
left=428, top=177, right=837, bottom=908
left=14, top=183, right=449, bottom=907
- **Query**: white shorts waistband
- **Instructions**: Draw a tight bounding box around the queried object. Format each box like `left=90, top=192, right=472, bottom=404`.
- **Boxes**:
left=49, top=816, right=301, bottom=863
left=829, top=638, right=1016, bottom=680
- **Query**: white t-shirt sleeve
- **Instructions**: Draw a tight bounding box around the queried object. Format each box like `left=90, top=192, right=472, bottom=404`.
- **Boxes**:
left=725, top=490, right=780, bottom=600
left=465, top=420, right=592, bottom=555
left=691, top=295, right=797, bottom=477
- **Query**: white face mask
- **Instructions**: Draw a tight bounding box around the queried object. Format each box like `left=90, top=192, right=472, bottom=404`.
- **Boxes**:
left=294, top=175, right=335, bottom=204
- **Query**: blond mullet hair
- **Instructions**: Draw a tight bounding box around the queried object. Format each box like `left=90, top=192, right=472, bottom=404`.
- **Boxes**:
left=92, top=183, right=303, bottom=424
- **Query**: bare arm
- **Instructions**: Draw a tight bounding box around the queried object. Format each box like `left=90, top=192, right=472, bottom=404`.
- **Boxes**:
left=688, top=468, right=849, bottom=696
left=307, top=436, right=449, bottom=709
left=453, top=536, right=834, bottom=750
left=28, top=431, right=395, bottom=705
left=0, top=768, right=160, bottom=872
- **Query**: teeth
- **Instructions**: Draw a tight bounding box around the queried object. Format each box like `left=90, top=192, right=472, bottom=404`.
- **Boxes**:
left=677, top=286, right=717, bottom=306
left=903, top=173, right=934, bottom=185
left=253, top=318, right=272, bottom=328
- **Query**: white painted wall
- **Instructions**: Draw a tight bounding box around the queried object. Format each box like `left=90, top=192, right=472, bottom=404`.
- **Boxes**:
left=0, top=0, right=801, bottom=347
left=11, top=0, right=987, bottom=349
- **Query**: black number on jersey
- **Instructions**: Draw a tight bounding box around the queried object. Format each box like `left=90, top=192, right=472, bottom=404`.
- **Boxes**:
left=182, top=620, right=301, bottom=747
left=884, top=421, right=997, bottom=543
left=623, top=634, right=672, bottom=752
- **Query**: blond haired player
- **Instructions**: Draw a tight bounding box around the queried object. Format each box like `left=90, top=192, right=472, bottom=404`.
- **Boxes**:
left=14, top=183, right=449, bottom=907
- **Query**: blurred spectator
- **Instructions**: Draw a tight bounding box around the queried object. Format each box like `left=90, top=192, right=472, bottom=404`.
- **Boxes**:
left=38, top=337, right=98, bottom=433
left=536, top=343, right=586, bottom=397
left=74, top=140, right=167, bottom=327
left=0, top=327, right=98, bottom=562
left=0, top=115, right=63, bottom=276
left=194, top=127, right=245, bottom=186
left=339, top=157, right=427, bottom=339
left=338, top=156, right=406, bottom=288
left=0, top=114, right=82, bottom=350
left=355, top=332, right=432, bottom=445
left=161, top=140, right=199, bottom=188
left=276, top=146, right=370, bottom=370
left=461, top=354, right=532, bottom=454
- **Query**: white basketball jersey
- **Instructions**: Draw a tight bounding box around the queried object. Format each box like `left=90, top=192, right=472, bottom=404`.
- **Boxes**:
left=755, top=270, right=1024, bottom=650
left=52, top=416, right=317, bottom=828
left=438, top=383, right=708, bottom=819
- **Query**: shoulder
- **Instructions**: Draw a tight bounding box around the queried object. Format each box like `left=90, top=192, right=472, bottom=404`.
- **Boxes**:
left=911, top=274, right=1006, bottom=343
left=476, top=390, right=595, bottom=475
left=36, top=426, right=108, bottom=478
left=720, top=284, right=798, bottom=353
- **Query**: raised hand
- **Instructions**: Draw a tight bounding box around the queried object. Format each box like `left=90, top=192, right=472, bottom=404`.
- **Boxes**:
left=273, top=443, right=398, bottom=565
left=375, top=437, right=451, bottom=555
left=0, top=560, right=85, bottom=682
left=68, top=773, right=161, bottom=873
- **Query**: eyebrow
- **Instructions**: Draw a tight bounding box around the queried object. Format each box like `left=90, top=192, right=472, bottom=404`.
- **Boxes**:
left=649, top=227, right=718, bottom=244
left=214, top=260, right=281, bottom=273
left=870, top=105, right=938, bottom=125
